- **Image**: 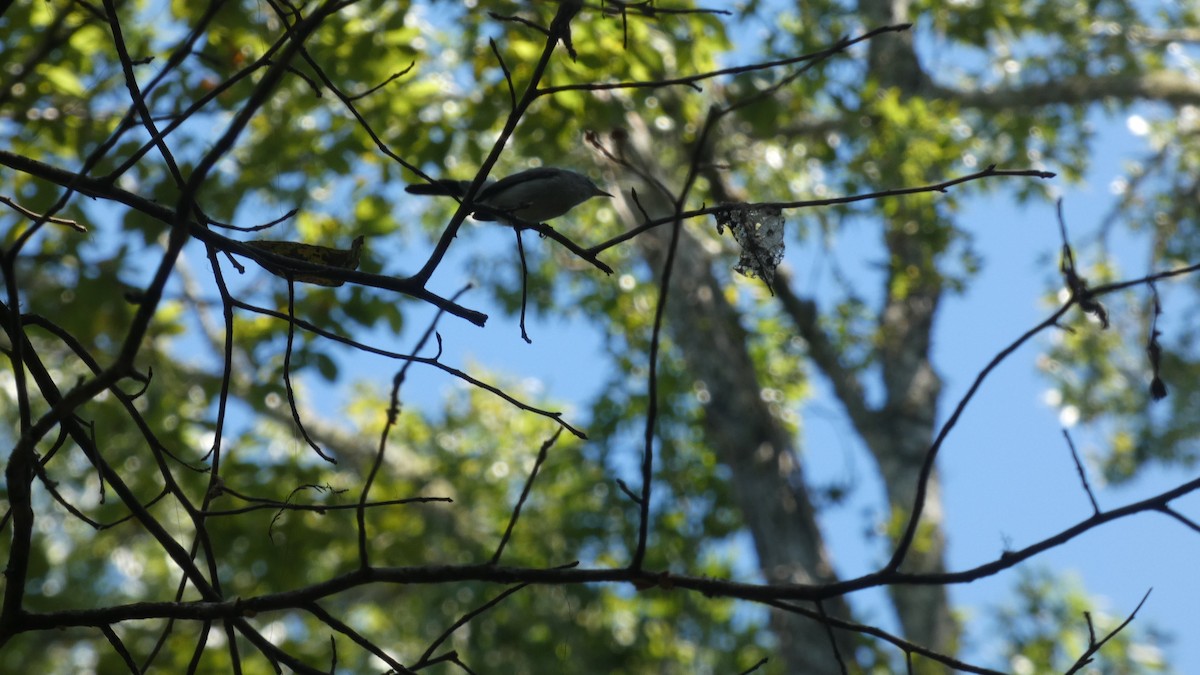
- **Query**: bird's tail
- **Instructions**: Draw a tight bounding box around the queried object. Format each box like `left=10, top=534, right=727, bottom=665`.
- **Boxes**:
left=404, top=179, right=472, bottom=197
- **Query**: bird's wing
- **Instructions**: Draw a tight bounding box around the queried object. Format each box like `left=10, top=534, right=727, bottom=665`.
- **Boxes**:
left=477, top=167, right=560, bottom=203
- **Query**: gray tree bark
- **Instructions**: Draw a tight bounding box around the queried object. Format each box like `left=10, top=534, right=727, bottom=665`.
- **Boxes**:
left=611, top=114, right=857, bottom=673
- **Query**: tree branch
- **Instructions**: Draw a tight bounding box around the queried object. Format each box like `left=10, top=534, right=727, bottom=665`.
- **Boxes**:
left=0, top=150, right=488, bottom=326
left=938, top=70, right=1200, bottom=110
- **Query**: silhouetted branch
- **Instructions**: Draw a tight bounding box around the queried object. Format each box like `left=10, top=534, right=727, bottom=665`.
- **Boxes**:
left=1063, top=590, right=1152, bottom=675
left=1063, top=429, right=1101, bottom=516
left=492, top=430, right=562, bottom=564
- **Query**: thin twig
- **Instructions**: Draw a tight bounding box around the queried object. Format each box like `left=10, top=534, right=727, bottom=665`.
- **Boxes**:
left=1062, top=429, right=1101, bottom=515
left=357, top=287, right=470, bottom=567
left=228, top=299, right=586, bottom=437
left=1063, top=589, right=1153, bottom=675
left=281, top=279, right=335, bottom=463
left=767, top=598, right=1005, bottom=674
left=591, top=166, right=1055, bottom=254
left=737, top=658, right=769, bottom=675
left=513, top=228, right=533, bottom=343
left=816, top=599, right=849, bottom=674
left=305, top=602, right=413, bottom=673
left=885, top=301, right=1073, bottom=573
left=413, top=584, right=529, bottom=669
left=0, top=195, right=86, bottom=231
left=348, top=61, right=415, bottom=101
left=101, top=625, right=140, bottom=672
left=491, top=430, right=562, bottom=564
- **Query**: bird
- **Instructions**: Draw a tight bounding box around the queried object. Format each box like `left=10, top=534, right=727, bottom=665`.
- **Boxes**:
left=405, top=167, right=611, bottom=224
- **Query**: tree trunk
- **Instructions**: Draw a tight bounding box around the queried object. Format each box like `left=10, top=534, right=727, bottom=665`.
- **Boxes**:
left=611, top=115, right=857, bottom=673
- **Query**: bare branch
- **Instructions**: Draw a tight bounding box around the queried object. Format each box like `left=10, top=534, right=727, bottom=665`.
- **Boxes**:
left=1063, top=589, right=1153, bottom=675
left=1062, top=429, right=1101, bottom=516
left=491, top=430, right=562, bottom=564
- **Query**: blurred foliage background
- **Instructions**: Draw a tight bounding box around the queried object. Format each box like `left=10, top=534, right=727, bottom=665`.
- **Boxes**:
left=2, top=0, right=1198, bottom=672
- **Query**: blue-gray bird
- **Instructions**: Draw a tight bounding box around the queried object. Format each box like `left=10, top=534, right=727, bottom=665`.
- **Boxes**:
left=405, top=167, right=611, bottom=223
